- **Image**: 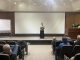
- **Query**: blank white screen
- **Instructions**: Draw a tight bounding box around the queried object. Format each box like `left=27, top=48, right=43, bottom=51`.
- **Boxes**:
left=15, top=13, right=65, bottom=34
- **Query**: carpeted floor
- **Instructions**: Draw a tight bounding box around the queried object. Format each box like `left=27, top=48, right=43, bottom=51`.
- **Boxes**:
left=24, top=45, right=55, bottom=60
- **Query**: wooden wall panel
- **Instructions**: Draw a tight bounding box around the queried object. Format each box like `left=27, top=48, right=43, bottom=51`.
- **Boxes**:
left=75, top=14, right=80, bottom=24
left=65, top=13, right=75, bottom=34
left=65, top=12, right=80, bottom=36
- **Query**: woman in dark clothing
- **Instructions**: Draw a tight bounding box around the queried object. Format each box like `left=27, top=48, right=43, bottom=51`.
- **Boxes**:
left=40, top=22, right=45, bottom=38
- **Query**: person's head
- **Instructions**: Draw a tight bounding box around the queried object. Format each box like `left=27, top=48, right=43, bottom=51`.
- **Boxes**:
left=64, top=34, right=68, bottom=37
left=66, top=37, right=71, bottom=41
left=63, top=34, right=71, bottom=41
left=62, top=37, right=68, bottom=43
left=74, top=53, right=80, bottom=60
left=77, top=35, right=80, bottom=41
left=53, top=36, right=56, bottom=40
left=3, top=44, right=12, bottom=55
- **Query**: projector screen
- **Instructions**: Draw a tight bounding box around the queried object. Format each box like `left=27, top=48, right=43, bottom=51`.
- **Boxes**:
left=0, top=19, right=11, bottom=33
left=15, top=13, right=65, bottom=34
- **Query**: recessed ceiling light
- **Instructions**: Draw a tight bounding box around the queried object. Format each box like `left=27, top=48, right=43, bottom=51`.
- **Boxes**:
left=14, top=2, right=17, bottom=5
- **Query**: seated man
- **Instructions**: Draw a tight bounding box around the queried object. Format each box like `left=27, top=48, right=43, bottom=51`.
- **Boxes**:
left=74, top=35, right=80, bottom=45
left=55, top=37, right=71, bottom=60
left=51, top=36, right=57, bottom=54
left=3, top=43, right=18, bottom=60
left=3, top=44, right=12, bottom=55
left=58, top=37, right=71, bottom=48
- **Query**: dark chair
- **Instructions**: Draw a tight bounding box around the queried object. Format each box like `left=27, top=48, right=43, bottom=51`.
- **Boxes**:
left=17, top=41, right=28, bottom=55
left=55, top=40, right=62, bottom=60
left=51, top=39, right=57, bottom=54
left=60, top=45, right=73, bottom=60
left=54, top=40, right=62, bottom=53
left=0, top=45, right=3, bottom=52
left=72, top=45, right=80, bottom=56
left=68, top=40, right=74, bottom=45
left=74, top=53, right=80, bottom=60
left=55, top=40, right=62, bottom=47
left=0, top=54, right=10, bottom=60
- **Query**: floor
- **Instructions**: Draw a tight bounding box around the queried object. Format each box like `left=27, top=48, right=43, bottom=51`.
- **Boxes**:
left=24, top=45, right=55, bottom=60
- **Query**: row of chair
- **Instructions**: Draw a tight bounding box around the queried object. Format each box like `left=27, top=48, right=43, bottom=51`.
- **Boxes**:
left=0, top=40, right=28, bottom=60
left=51, top=39, right=80, bottom=60
left=51, top=40, right=74, bottom=54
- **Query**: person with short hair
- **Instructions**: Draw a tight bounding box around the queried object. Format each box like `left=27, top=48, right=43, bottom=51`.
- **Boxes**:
left=3, top=44, right=12, bottom=55
left=74, top=35, right=80, bottom=45
left=58, top=37, right=71, bottom=48
left=3, top=43, right=18, bottom=60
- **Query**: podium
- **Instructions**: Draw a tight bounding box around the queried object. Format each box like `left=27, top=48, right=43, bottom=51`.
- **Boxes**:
left=68, top=29, right=80, bottom=39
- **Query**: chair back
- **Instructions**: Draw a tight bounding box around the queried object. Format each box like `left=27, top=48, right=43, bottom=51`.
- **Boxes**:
left=72, top=45, right=80, bottom=56
left=0, top=45, right=3, bottom=52
left=74, top=53, right=80, bottom=60
left=60, top=45, right=73, bottom=58
left=0, top=54, right=10, bottom=60
left=55, top=40, right=62, bottom=47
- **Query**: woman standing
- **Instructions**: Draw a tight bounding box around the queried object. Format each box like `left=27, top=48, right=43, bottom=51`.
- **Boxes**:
left=40, top=22, right=45, bottom=38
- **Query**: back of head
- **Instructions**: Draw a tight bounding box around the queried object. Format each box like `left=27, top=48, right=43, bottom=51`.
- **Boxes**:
left=3, top=44, right=12, bottom=55
left=77, top=35, right=80, bottom=41
left=53, top=36, right=56, bottom=40
left=62, top=37, right=68, bottom=43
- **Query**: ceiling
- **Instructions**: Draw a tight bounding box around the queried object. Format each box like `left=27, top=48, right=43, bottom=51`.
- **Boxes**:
left=0, top=0, right=80, bottom=12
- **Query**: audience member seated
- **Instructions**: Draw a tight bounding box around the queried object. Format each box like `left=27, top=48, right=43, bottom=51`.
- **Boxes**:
left=0, top=41, right=6, bottom=53
left=51, top=36, right=56, bottom=54
left=63, top=34, right=71, bottom=40
left=63, top=34, right=74, bottom=45
left=74, top=35, right=80, bottom=45
left=3, top=43, right=18, bottom=60
left=3, top=44, right=12, bottom=55
left=17, top=40, right=28, bottom=55
left=58, top=37, right=71, bottom=48
left=55, top=37, right=71, bottom=60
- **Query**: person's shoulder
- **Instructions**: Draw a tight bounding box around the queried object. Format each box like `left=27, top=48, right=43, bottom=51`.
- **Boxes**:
left=59, top=43, right=64, bottom=46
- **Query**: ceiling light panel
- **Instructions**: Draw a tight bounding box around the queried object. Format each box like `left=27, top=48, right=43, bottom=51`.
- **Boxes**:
left=0, top=0, right=79, bottom=12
